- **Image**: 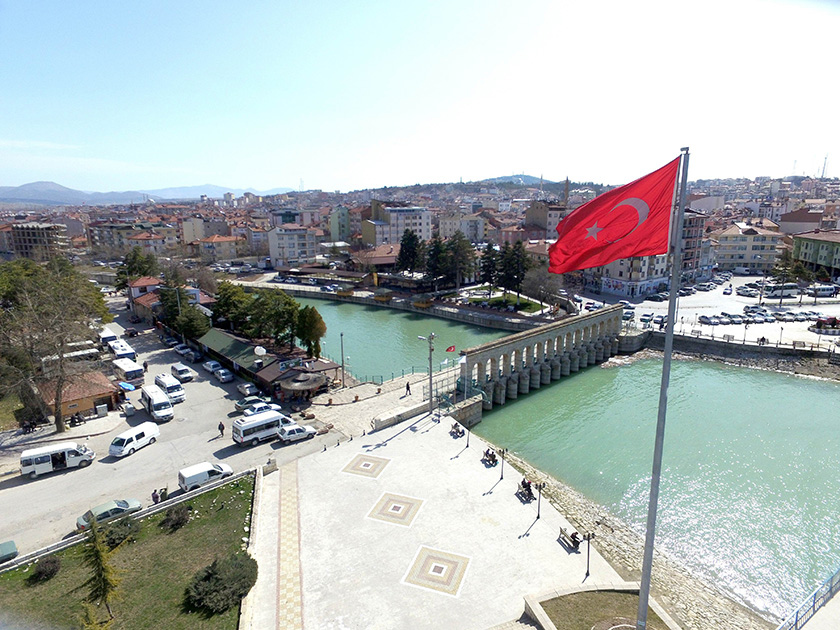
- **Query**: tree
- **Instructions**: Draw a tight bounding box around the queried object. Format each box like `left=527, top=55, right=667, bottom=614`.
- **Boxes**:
left=115, top=247, right=159, bottom=290
left=0, top=259, right=110, bottom=432
left=195, top=267, right=218, bottom=295
left=521, top=265, right=562, bottom=305
left=79, top=602, right=113, bottom=630
left=174, top=305, right=211, bottom=338
left=479, top=245, right=499, bottom=297
left=247, top=289, right=299, bottom=347
left=396, top=229, right=423, bottom=273
left=424, top=234, right=452, bottom=291
left=158, top=286, right=190, bottom=325
left=296, top=305, right=327, bottom=358
left=81, top=518, right=121, bottom=619
left=446, top=231, right=476, bottom=291
left=499, top=241, right=531, bottom=304
left=214, top=281, right=252, bottom=331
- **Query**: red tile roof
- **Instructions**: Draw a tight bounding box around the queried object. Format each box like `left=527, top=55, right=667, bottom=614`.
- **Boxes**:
left=128, top=276, right=161, bottom=288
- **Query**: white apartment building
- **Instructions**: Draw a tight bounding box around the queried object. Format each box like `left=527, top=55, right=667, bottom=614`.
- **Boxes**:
left=268, top=224, right=321, bottom=266
left=438, top=212, right=485, bottom=242
left=362, top=202, right=432, bottom=246
left=585, top=254, right=670, bottom=298
left=714, top=224, right=781, bottom=272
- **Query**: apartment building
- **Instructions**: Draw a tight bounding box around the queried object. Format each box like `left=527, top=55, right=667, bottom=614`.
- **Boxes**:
left=438, top=212, right=485, bottom=242
left=361, top=201, right=432, bottom=246
left=197, top=234, right=245, bottom=262
left=11, top=222, right=70, bottom=261
left=713, top=224, right=781, bottom=272
left=329, top=205, right=350, bottom=242
left=267, top=224, right=321, bottom=266
left=792, top=229, right=840, bottom=277
left=525, top=201, right=567, bottom=239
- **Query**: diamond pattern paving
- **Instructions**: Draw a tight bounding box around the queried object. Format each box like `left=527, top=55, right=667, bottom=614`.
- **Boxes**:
left=403, top=546, right=471, bottom=597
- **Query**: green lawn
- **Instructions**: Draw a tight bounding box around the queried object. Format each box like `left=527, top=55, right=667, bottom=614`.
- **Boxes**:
left=541, top=590, right=668, bottom=630
left=0, top=474, right=255, bottom=630
left=0, top=392, right=25, bottom=432
left=467, top=294, right=543, bottom=313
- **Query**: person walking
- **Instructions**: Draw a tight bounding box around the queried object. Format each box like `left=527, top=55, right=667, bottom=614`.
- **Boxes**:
left=152, top=489, right=160, bottom=504
left=405, top=381, right=411, bottom=396
left=218, top=421, right=225, bottom=437
left=143, top=360, right=148, bottom=373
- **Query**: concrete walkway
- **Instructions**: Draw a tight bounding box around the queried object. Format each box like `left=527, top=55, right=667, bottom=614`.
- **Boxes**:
left=242, top=411, right=629, bottom=630
left=788, top=591, right=840, bottom=630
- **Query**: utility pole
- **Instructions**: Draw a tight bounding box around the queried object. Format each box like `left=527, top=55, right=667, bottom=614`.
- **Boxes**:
left=418, top=333, right=435, bottom=415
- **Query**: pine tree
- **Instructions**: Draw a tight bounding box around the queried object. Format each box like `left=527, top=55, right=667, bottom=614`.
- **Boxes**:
left=446, top=231, right=476, bottom=291
left=296, top=305, right=327, bottom=358
left=396, top=229, right=422, bottom=273
left=81, top=518, right=121, bottom=619
left=479, top=246, right=499, bottom=297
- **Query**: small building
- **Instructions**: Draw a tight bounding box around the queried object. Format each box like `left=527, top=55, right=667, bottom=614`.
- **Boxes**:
left=38, top=371, right=120, bottom=421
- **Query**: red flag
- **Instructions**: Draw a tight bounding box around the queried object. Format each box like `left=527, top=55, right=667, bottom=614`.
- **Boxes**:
left=548, top=158, right=680, bottom=275
left=446, top=345, right=456, bottom=352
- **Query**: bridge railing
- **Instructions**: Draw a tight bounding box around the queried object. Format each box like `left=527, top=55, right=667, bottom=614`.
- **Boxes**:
left=776, top=567, right=840, bottom=630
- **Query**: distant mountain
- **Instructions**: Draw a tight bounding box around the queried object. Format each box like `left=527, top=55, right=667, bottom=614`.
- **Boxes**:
left=481, top=174, right=554, bottom=186
left=0, top=181, right=294, bottom=206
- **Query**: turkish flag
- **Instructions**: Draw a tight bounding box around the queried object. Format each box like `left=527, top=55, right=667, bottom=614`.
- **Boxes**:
left=446, top=345, right=456, bottom=352
left=548, top=158, right=681, bottom=275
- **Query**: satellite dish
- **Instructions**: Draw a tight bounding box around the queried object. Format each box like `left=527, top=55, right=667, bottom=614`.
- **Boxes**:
left=255, top=346, right=266, bottom=356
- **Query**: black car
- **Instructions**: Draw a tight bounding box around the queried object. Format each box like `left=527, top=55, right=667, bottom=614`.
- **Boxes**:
left=123, top=328, right=139, bottom=338
left=645, top=293, right=666, bottom=302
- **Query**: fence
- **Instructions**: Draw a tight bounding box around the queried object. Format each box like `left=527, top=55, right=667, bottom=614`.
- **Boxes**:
left=776, top=567, right=840, bottom=630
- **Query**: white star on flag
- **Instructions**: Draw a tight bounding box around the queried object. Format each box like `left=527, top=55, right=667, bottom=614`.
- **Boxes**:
left=585, top=222, right=603, bottom=240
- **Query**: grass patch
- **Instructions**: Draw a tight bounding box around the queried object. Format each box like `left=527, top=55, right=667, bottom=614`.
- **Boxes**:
left=0, top=475, right=255, bottom=630
left=0, top=392, right=25, bottom=432
left=541, top=590, right=668, bottom=630
left=467, top=295, right=543, bottom=313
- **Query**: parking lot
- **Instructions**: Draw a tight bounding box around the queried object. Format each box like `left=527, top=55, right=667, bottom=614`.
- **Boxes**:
left=0, top=296, right=335, bottom=555
left=603, top=274, right=840, bottom=347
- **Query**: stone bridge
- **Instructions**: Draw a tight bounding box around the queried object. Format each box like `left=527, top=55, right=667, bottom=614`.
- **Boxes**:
left=459, top=305, right=623, bottom=410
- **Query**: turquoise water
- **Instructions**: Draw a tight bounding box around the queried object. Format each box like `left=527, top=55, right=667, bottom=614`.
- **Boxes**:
left=297, top=296, right=840, bottom=619
left=295, top=297, right=507, bottom=381
left=473, top=358, right=840, bottom=619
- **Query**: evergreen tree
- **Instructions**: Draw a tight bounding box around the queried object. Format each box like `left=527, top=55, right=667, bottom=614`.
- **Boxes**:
left=247, top=289, right=299, bottom=347
left=498, top=241, right=531, bottom=304
left=479, top=246, right=499, bottom=297
left=497, top=242, right=514, bottom=299
left=82, top=518, right=121, bottom=619
left=214, top=281, right=252, bottom=331
left=115, top=247, right=159, bottom=290
left=396, top=229, right=423, bottom=273
left=174, top=305, right=211, bottom=338
left=296, top=305, right=327, bottom=358
left=446, top=231, right=476, bottom=291
left=424, top=234, right=452, bottom=291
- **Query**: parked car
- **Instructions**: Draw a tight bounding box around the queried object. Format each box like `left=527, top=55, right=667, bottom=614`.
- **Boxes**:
left=723, top=287, right=732, bottom=295
left=729, top=315, right=744, bottom=324
left=277, top=424, right=317, bottom=443
left=184, top=349, right=203, bottom=363
left=699, top=315, right=714, bottom=325
left=173, top=344, right=191, bottom=355
left=163, top=336, right=179, bottom=347
left=202, top=360, right=222, bottom=373
left=178, top=462, right=233, bottom=492
left=123, top=328, right=138, bottom=338
left=717, top=315, right=732, bottom=325
left=214, top=368, right=234, bottom=383
left=128, top=314, right=141, bottom=324
left=622, top=310, right=635, bottom=321
left=243, top=402, right=282, bottom=417
left=794, top=312, right=809, bottom=322
left=234, top=395, right=266, bottom=412
left=653, top=315, right=665, bottom=326
left=0, top=540, right=18, bottom=564
left=640, top=312, right=654, bottom=323
left=645, top=293, right=666, bottom=302
left=618, top=300, right=635, bottom=309
left=76, top=498, right=142, bottom=531
left=237, top=383, right=260, bottom=396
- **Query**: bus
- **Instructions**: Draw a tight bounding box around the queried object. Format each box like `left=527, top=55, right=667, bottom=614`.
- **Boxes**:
left=107, top=339, right=136, bottom=361
left=764, top=283, right=800, bottom=298
left=805, top=284, right=838, bottom=297
left=232, top=410, right=293, bottom=447
left=113, top=358, right=145, bottom=385
left=140, top=384, right=174, bottom=423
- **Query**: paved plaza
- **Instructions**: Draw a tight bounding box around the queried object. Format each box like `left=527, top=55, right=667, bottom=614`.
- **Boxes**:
left=242, top=411, right=630, bottom=630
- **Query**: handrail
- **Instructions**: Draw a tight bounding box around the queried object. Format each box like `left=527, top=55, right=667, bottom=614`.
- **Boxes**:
left=776, top=567, right=840, bottom=630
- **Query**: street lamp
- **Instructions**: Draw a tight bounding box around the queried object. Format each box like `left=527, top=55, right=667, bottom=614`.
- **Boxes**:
left=779, top=326, right=784, bottom=347
left=340, top=332, right=345, bottom=388
left=535, top=481, right=546, bottom=519
left=583, top=532, right=596, bottom=577
left=418, top=333, right=436, bottom=415
left=499, top=448, right=508, bottom=480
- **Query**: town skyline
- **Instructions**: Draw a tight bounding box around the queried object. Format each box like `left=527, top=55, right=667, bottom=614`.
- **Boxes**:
left=1, top=0, right=838, bottom=192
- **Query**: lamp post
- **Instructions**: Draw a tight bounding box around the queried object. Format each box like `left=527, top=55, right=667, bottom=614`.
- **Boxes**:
left=535, top=481, right=546, bottom=519
left=418, top=333, right=436, bottom=415
left=583, top=532, right=596, bottom=577
left=779, top=326, right=784, bottom=347
left=499, top=448, right=508, bottom=480
left=340, top=332, right=345, bottom=388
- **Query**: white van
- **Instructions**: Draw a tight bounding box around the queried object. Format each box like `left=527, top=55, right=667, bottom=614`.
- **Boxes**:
left=170, top=362, right=193, bottom=382
left=20, top=442, right=95, bottom=479
left=109, top=422, right=160, bottom=457
left=154, top=373, right=186, bottom=404
left=178, top=462, right=233, bottom=492
left=231, top=410, right=294, bottom=447
left=140, top=384, right=174, bottom=422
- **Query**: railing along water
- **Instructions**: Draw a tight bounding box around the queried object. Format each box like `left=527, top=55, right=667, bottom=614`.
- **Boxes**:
left=777, top=567, right=840, bottom=630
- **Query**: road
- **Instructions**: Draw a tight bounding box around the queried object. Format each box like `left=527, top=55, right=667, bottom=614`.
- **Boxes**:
left=0, top=297, right=334, bottom=555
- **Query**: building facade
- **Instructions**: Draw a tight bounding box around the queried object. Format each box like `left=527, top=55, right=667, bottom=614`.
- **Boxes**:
left=11, top=222, right=70, bottom=261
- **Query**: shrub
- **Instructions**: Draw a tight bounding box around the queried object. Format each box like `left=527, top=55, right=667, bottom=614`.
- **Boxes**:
left=185, top=553, right=258, bottom=613
left=161, top=504, right=190, bottom=531
left=29, top=555, right=61, bottom=583
left=104, top=518, right=140, bottom=550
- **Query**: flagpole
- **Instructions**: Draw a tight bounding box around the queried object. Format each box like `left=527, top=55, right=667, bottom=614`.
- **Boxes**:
left=636, top=147, right=690, bottom=630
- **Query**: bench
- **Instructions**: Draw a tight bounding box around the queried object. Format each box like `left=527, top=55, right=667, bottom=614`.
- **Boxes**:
left=558, top=526, right=580, bottom=550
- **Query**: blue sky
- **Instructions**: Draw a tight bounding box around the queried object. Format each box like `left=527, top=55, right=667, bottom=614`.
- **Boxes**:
left=1, top=0, right=838, bottom=192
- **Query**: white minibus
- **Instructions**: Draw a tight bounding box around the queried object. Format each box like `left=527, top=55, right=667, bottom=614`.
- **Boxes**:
left=231, top=410, right=294, bottom=446
left=140, top=384, right=174, bottom=422
left=108, top=339, right=137, bottom=361
left=99, top=327, right=118, bottom=347
left=154, top=373, right=185, bottom=404
left=764, top=283, right=800, bottom=298
left=113, top=358, right=145, bottom=385
left=806, top=284, right=837, bottom=297
left=20, top=442, right=95, bottom=479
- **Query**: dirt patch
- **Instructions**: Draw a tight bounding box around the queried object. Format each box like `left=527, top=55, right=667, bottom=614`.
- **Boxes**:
left=540, top=591, right=668, bottom=630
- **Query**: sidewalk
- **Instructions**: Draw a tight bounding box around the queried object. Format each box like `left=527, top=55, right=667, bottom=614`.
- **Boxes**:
left=242, top=412, right=633, bottom=630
